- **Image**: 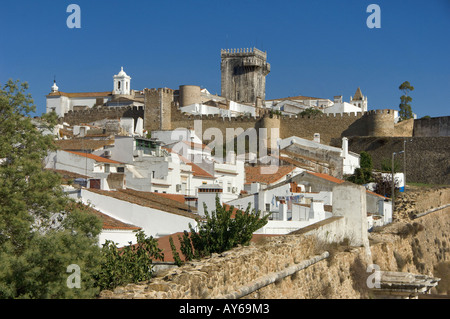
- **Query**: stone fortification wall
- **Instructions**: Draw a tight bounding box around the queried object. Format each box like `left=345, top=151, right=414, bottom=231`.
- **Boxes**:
left=168, top=109, right=402, bottom=146
left=337, top=136, right=450, bottom=185
left=99, top=188, right=450, bottom=299
left=413, top=116, right=450, bottom=137
left=144, top=88, right=174, bottom=132
left=99, top=233, right=368, bottom=299
left=62, top=106, right=144, bottom=126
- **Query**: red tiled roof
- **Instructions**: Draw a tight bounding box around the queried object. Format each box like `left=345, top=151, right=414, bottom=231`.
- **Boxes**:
left=307, top=171, right=345, bottom=184
left=90, top=209, right=141, bottom=231
left=245, top=165, right=296, bottom=184
left=70, top=202, right=140, bottom=231
left=86, top=188, right=198, bottom=219
left=305, top=171, right=389, bottom=199
left=149, top=192, right=187, bottom=204
left=47, top=91, right=112, bottom=98
left=64, top=150, right=122, bottom=164
left=54, top=138, right=114, bottom=151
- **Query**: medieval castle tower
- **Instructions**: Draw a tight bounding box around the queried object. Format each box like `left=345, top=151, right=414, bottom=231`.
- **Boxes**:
left=58, top=48, right=417, bottom=147
left=220, top=48, right=271, bottom=107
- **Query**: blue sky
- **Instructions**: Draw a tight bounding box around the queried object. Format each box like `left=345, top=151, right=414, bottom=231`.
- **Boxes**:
left=1, top=0, right=449, bottom=118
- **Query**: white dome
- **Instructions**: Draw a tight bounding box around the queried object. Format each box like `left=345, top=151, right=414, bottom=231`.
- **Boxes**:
left=51, top=81, right=59, bottom=92
left=117, top=66, right=127, bottom=77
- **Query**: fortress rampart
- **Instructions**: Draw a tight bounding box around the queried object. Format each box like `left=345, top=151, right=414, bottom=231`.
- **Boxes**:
left=62, top=105, right=413, bottom=146
left=169, top=108, right=403, bottom=145
left=62, top=105, right=144, bottom=126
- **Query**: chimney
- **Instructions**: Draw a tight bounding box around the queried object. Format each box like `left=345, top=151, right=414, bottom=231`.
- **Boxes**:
left=342, top=137, right=348, bottom=158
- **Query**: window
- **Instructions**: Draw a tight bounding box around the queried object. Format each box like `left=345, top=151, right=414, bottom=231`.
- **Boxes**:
left=117, top=167, right=124, bottom=173
left=265, top=203, right=270, bottom=212
left=118, top=81, right=121, bottom=89
left=104, top=164, right=110, bottom=173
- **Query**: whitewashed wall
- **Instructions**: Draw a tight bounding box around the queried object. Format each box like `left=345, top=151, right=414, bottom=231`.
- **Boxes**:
left=80, top=189, right=197, bottom=239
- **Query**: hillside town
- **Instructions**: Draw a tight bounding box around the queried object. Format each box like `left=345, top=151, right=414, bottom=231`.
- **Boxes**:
left=42, top=49, right=398, bottom=253
left=2, top=0, right=450, bottom=304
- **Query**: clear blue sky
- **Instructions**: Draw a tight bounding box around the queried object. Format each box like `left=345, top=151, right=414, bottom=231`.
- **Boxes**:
left=1, top=0, right=449, bottom=118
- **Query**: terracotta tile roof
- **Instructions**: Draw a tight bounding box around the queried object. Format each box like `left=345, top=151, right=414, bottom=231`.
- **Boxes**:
left=89, top=208, right=141, bottom=231
left=54, top=139, right=114, bottom=151
left=304, top=171, right=389, bottom=199
left=307, top=171, right=345, bottom=184
left=64, top=150, right=122, bottom=164
left=366, top=189, right=389, bottom=199
left=46, top=168, right=89, bottom=179
left=245, top=165, right=296, bottom=184
left=47, top=91, right=112, bottom=98
left=86, top=188, right=199, bottom=219
left=145, top=192, right=187, bottom=204
left=70, top=202, right=140, bottom=231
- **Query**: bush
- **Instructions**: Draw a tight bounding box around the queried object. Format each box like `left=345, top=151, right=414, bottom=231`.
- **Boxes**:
left=96, top=231, right=164, bottom=290
left=170, top=196, right=270, bottom=263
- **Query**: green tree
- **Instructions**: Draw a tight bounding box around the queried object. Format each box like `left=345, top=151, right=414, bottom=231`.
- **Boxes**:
left=398, top=81, right=414, bottom=121
left=0, top=79, right=102, bottom=298
left=298, top=108, right=323, bottom=117
left=346, top=151, right=373, bottom=184
left=171, top=196, right=270, bottom=263
left=96, top=231, right=164, bottom=290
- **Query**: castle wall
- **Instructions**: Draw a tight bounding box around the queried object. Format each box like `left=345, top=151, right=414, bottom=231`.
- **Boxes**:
left=168, top=110, right=403, bottom=148
left=62, top=106, right=144, bottom=127
left=143, top=88, right=174, bottom=132
left=179, top=85, right=201, bottom=107
left=336, top=136, right=450, bottom=185
left=413, top=116, right=450, bottom=137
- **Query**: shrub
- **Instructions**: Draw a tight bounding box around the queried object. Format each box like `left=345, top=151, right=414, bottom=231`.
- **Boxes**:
left=96, top=231, right=164, bottom=290
left=171, top=196, right=270, bottom=263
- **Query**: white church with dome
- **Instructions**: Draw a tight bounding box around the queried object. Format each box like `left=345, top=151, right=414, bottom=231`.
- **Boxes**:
left=46, top=67, right=143, bottom=117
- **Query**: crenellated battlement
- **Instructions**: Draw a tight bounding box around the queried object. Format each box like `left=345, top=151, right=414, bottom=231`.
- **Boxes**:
left=220, top=47, right=267, bottom=59
left=62, top=105, right=144, bottom=125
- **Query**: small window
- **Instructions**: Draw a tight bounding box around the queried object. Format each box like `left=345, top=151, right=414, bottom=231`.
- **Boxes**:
left=118, top=81, right=121, bottom=89
left=104, top=164, right=110, bottom=173
left=117, top=167, right=124, bottom=173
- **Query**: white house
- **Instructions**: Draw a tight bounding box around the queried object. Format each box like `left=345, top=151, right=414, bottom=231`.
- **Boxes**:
left=264, top=95, right=333, bottom=111
left=46, top=67, right=140, bottom=117
left=45, top=149, right=125, bottom=190
left=78, top=188, right=199, bottom=240
left=278, top=136, right=360, bottom=176
left=179, top=100, right=256, bottom=118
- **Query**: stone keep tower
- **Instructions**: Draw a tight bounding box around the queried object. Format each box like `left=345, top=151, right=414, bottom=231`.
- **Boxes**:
left=220, top=48, right=270, bottom=106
